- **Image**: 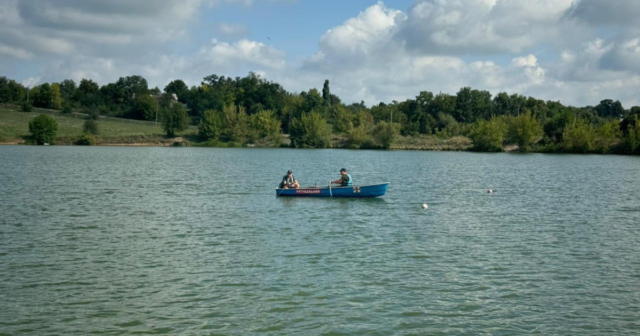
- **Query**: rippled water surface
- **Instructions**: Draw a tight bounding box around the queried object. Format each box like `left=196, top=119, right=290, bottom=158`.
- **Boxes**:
left=1, top=146, right=640, bottom=335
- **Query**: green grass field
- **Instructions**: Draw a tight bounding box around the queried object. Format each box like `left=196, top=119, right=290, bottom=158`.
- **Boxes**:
left=0, top=108, right=195, bottom=144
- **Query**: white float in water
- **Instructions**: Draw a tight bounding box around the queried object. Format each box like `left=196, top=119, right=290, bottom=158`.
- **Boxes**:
left=422, top=203, right=428, bottom=209
left=488, top=189, right=494, bottom=194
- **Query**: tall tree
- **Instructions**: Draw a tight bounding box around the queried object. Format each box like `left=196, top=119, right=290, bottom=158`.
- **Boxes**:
left=59, top=79, right=77, bottom=103
left=50, top=83, right=63, bottom=110
left=76, top=79, right=101, bottom=107
left=116, top=75, right=148, bottom=103
left=131, top=94, right=157, bottom=121
left=161, top=103, right=188, bottom=138
left=507, top=111, right=543, bottom=151
left=33, top=83, right=52, bottom=108
left=164, top=79, right=189, bottom=103
left=301, top=88, right=323, bottom=112
left=0, top=77, right=26, bottom=103
left=594, top=99, right=625, bottom=118
left=322, top=80, right=331, bottom=107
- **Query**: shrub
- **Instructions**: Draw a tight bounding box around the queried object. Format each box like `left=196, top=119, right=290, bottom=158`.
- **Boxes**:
left=198, top=109, right=223, bottom=141
left=621, top=116, right=640, bottom=154
left=28, top=114, right=58, bottom=145
left=507, top=112, right=543, bottom=152
left=161, top=103, right=188, bottom=138
left=372, top=121, right=400, bottom=149
left=562, top=119, right=595, bottom=153
left=289, top=112, right=331, bottom=148
left=346, top=125, right=373, bottom=149
left=82, top=107, right=100, bottom=120
left=83, top=119, right=99, bottom=135
left=61, top=103, right=73, bottom=114
left=21, top=101, right=33, bottom=112
left=132, top=94, right=157, bottom=121
left=594, top=120, right=622, bottom=153
left=76, top=133, right=96, bottom=146
left=221, top=105, right=249, bottom=142
left=469, top=117, right=507, bottom=152
left=248, top=110, right=281, bottom=144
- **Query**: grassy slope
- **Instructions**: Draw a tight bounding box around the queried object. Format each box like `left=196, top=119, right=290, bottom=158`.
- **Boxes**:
left=391, top=135, right=472, bottom=151
left=0, top=107, right=471, bottom=150
left=0, top=108, right=195, bottom=144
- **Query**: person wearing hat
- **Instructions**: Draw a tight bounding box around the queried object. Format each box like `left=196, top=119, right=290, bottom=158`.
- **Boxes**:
left=279, top=170, right=299, bottom=189
left=332, top=168, right=352, bottom=187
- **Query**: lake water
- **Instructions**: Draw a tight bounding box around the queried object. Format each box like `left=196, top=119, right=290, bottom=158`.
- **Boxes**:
left=1, top=146, right=639, bottom=335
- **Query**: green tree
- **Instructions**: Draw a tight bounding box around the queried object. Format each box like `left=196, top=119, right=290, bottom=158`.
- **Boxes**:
left=116, top=75, right=149, bottom=104
left=562, top=119, right=595, bottom=153
left=198, top=109, right=223, bottom=141
left=289, top=112, right=330, bottom=148
left=301, top=88, right=323, bottom=112
left=507, top=111, right=543, bottom=151
left=33, top=83, right=52, bottom=108
left=455, top=87, right=493, bottom=122
left=429, top=93, right=456, bottom=117
left=594, top=119, right=621, bottom=153
left=59, top=79, right=77, bottom=104
left=76, top=79, right=101, bottom=107
left=21, top=101, right=33, bottom=112
left=50, top=83, right=63, bottom=110
left=132, top=94, right=156, bottom=120
left=248, top=110, right=281, bottom=143
left=164, top=79, right=189, bottom=103
left=493, top=92, right=512, bottom=117
left=436, top=113, right=460, bottom=137
left=595, top=99, right=624, bottom=118
left=371, top=121, right=400, bottom=149
left=470, top=117, right=508, bottom=152
left=322, top=80, right=331, bottom=107
left=621, top=115, right=640, bottom=154
left=346, top=125, right=373, bottom=149
left=221, top=105, right=249, bottom=142
left=61, top=102, right=73, bottom=114
left=161, top=103, right=188, bottom=138
left=76, top=134, right=96, bottom=146
left=0, top=77, right=27, bottom=103
left=331, top=105, right=354, bottom=133
left=83, top=119, right=99, bottom=135
left=28, top=114, right=58, bottom=145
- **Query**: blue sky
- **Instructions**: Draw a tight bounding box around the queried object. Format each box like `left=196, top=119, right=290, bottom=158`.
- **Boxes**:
left=200, top=0, right=414, bottom=59
left=1, top=0, right=640, bottom=107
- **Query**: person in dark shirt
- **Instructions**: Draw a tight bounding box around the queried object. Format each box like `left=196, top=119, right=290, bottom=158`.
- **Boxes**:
left=279, top=170, right=299, bottom=189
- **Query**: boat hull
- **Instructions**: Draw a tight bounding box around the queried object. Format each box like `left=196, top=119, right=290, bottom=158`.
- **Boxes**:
left=276, top=183, right=389, bottom=198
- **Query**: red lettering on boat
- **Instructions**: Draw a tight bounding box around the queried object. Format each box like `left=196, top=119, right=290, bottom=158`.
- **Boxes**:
left=296, top=189, right=321, bottom=194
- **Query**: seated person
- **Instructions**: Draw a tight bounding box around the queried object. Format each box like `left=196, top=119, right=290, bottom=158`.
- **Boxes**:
left=332, top=168, right=352, bottom=186
left=279, top=170, right=300, bottom=189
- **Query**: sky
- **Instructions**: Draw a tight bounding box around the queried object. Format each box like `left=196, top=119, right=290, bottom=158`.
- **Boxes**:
left=1, top=0, right=639, bottom=107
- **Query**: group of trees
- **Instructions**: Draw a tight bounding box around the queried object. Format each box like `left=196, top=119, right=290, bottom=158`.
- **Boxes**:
left=2, top=73, right=639, bottom=153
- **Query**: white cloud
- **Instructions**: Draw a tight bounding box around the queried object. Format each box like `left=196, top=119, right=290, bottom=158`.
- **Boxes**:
left=399, top=0, right=574, bottom=54
left=564, top=0, right=640, bottom=27
left=218, top=23, right=249, bottom=36
left=288, top=1, right=640, bottom=107
left=511, top=54, right=538, bottom=67
left=4, top=0, right=640, bottom=109
left=0, top=43, right=33, bottom=59
left=319, top=2, right=403, bottom=56
left=203, top=39, right=286, bottom=70
left=600, top=37, right=640, bottom=72
left=21, top=76, right=41, bottom=88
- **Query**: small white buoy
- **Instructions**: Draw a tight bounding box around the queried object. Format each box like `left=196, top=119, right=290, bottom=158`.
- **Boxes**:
left=488, top=189, right=493, bottom=194
left=422, top=203, right=428, bottom=209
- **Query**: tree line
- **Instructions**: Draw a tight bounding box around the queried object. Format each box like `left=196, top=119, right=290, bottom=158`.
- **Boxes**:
left=1, top=73, right=639, bottom=153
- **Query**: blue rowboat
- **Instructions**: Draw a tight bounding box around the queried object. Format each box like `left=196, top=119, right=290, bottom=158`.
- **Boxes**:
left=276, top=183, right=389, bottom=198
